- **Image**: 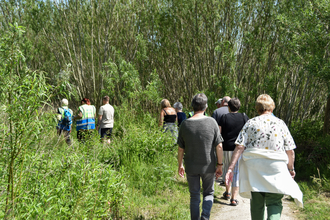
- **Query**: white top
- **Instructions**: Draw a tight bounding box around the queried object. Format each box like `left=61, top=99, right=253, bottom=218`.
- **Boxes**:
left=98, top=104, right=114, bottom=128
left=235, top=114, right=296, bottom=152
left=239, top=149, right=303, bottom=208
left=235, top=114, right=303, bottom=207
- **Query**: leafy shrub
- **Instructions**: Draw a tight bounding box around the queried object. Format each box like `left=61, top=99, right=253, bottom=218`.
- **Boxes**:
left=0, top=125, right=127, bottom=219
left=290, top=119, right=323, bottom=144
left=291, top=119, right=330, bottom=180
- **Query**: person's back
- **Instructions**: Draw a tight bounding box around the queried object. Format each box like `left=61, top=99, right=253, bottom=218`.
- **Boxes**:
left=97, top=96, right=114, bottom=143
left=177, top=93, right=224, bottom=220
left=163, top=107, right=177, bottom=123
left=173, top=102, right=186, bottom=126
left=212, top=106, right=229, bottom=123
left=177, top=112, right=187, bottom=126
left=212, top=96, right=231, bottom=125
left=220, top=113, right=249, bottom=151
left=75, top=98, right=96, bottom=141
left=58, top=106, right=73, bottom=131
left=76, top=104, right=96, bottom=131
left=178, top=117, right=221, bottom=174
left=99, top=103, right=114, bottom=128
left=57, top=98, right=73, bottom=145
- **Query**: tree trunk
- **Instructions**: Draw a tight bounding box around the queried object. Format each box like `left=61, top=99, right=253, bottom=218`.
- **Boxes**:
left=323, top=92, right=330, bottom=135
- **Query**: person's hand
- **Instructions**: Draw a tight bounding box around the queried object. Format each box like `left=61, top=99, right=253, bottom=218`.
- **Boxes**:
left=225, top=169, right=234, bottom=186
left=215, top=165, right=223, bottom=180
left=289, top=170, right=296, bottom=178
left=178, top=165, right=185, bottom=178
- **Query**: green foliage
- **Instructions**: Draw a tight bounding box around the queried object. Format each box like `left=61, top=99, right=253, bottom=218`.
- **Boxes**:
left=291, top=119, right=323, bottom=144
left=298, top=170, right=330, bottom=220
left=0, top=23, right=52, bottom=215
left=98, top=105, right=190, bottom=218
left=291, top=119, right=330, bottom=180
left=52, top=63, right=77, bottom=102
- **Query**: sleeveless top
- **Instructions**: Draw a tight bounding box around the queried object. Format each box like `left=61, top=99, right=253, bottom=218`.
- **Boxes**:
left=76, top=104, right=96, bottom=131
left=163, top=109, right=176, bottom=124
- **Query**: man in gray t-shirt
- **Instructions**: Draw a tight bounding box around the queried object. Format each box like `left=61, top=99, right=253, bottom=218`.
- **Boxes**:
left=97, top=96, right=114, bottom=144
left=177, top=93, right=224, bottom=220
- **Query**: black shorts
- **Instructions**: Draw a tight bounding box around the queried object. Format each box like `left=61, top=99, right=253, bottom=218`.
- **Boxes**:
left=100, top=128, right=113, bottom=139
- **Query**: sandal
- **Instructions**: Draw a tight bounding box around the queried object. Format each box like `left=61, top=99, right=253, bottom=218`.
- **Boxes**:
left=230, top=199, right=239, bottom=206
left=222, top=191, right=231, bottom=200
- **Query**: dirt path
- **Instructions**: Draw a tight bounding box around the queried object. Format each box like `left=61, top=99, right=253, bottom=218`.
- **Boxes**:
left=211, top=183, right=300, bottom=220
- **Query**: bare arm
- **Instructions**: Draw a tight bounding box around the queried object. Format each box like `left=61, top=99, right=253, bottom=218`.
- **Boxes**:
left=286, top=150, right=296, bottom=178
left=159, top=109, right=165, bottom=127
left=178, top=147, right=185, bottom=178
left=225, top=144, right=245, bottom=185
left=96, top=114, right=102, bottom=129
left=215, top=143, right=223, bottom=179
left=74, top=111, right=82, bottom=120
left=219, top=126, right=222, bottom=134
left=98, top=115, right=102, bottom=124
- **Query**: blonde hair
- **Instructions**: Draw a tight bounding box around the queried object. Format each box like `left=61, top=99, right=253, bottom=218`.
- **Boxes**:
left=255, top=94, right=275, bottom=114
left=160, top=99, right=171, bottom=108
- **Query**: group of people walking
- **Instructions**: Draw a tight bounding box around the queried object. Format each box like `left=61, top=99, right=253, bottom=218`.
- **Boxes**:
left=161, top=93, right=303, bottom=220
left=56, top=96, right=114, bottom=144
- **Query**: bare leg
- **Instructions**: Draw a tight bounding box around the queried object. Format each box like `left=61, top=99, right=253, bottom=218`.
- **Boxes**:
left=231, top=186, right=239, bottom=200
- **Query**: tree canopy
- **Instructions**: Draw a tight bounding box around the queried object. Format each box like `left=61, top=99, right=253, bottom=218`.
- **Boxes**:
left=1, top=0, right=329, bottom=132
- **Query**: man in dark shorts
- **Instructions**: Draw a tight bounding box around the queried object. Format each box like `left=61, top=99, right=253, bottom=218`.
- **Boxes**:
left=97, top=96, right=114, bottom=144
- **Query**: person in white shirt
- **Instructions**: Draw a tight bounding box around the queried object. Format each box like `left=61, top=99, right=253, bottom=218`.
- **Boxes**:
left=226, top=94, right=303, bottom=220
left=97, top=96, right=114, bottom=144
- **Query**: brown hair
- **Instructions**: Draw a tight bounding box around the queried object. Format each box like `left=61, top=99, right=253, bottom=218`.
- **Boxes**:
left=228, top=98, right=241, bottom=112
left=81, top=98, right=91, bottom=105
left=103, top=96, right=110, bottom=102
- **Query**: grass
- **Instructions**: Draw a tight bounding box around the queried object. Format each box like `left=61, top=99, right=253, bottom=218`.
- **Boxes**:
left=296, top=168, right=330, bottom=220
left=298, top=182, right=330, bottom=219
left=0, top=106, right=196, bottom=219
left=1, top=105, right=330, bottom=219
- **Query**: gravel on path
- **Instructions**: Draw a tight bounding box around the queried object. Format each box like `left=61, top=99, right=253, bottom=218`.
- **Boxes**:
left=211, top=184, right=300, bottom=220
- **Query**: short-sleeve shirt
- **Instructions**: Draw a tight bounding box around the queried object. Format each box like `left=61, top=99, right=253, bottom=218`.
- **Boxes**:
left=235, top=114, right=296, bottom=152
left=219, top=113, right=249, bottom=151
left=98, top=104, right=114, bottom=128
left=177, top=117, right=223, bottom=174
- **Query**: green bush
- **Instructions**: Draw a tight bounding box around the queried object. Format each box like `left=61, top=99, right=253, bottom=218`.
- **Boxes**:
left=291, top=119, right=330, bottom=180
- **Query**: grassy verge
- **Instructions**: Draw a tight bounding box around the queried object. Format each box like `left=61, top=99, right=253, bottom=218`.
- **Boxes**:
left=3, top=106, right=329, bottom=219
left=297, top=169, right=330, bottom=220
left=0, top=106, right=195, bottom=219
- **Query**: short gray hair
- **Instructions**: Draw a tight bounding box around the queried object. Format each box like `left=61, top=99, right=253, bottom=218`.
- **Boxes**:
left=173, top=102, right=183, bottom=110
left=191, top=93, right=208, bottom=112
left=222, top=96, right=231, bottom=103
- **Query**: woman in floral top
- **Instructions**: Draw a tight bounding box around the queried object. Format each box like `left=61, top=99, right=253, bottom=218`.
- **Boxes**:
left=225, top=94, right=303, bottom=220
